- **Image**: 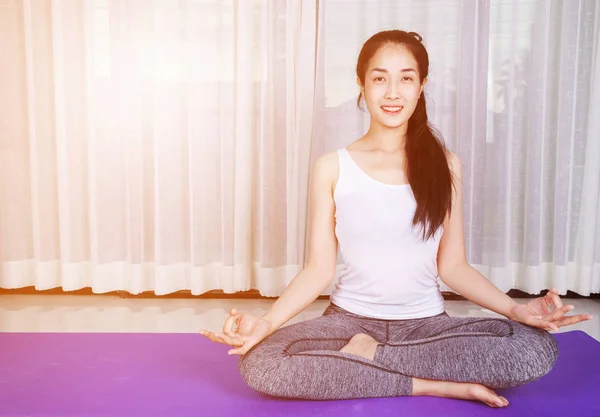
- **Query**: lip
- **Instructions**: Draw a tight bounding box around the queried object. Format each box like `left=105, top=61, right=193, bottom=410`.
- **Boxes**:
left=381, top=105, right=403, bottom=115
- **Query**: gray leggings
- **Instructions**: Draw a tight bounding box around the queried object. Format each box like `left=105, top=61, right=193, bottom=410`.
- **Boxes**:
left=238, top=303, right=559, bottom=400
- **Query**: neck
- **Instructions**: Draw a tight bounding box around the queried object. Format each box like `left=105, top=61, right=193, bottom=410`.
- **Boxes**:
left=363, top=122, right=408, bottom=152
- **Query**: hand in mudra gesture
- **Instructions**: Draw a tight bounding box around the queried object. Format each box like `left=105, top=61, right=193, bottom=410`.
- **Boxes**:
left=199, top=309, right=275, bottom=356
left=509, top=288, right=593, bottom=332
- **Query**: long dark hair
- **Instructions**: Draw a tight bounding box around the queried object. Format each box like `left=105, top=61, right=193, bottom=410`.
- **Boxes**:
left=356, top=30, right=454, bottom=241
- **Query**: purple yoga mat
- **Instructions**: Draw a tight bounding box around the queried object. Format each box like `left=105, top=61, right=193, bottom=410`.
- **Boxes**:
left=0, top=330, right=598, bottom=417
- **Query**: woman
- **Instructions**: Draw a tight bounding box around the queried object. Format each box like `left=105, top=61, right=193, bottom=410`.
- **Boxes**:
left=200, top=30, right=592, bottom=408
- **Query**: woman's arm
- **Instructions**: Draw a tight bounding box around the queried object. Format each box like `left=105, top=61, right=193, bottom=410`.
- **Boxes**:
left=262, top=152, right=340, bottom=330
left=437, top=152, right=519, bottom=319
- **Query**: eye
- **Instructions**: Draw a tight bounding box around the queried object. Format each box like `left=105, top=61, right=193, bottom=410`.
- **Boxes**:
left=401, top=76, right=414, bottom=82
left=373, top=76, right=386, bottom=82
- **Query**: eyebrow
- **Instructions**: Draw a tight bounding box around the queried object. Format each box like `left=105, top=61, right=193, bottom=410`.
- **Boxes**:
left=371, top=67, right=416, bottom=73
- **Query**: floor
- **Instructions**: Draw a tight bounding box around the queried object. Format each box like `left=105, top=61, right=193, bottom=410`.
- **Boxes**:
left=0, top=295, right=599, bottom=341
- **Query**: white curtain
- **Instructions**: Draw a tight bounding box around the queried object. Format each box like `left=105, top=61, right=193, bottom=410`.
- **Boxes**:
left=1, top=0, right=599, bottom=297
left=0, top=0, right=316, bottom=296
left=313, top=0, right=600, bottom=296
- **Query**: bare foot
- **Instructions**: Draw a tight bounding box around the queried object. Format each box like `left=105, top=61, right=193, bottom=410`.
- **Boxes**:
left=413, top=377, right=509, bottom=408
left=340, top=333, right=379, bottom=361
left=341, top=335, right=509, bottom=408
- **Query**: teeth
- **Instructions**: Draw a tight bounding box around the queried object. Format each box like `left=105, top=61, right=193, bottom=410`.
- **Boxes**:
left=382, top=106, right=402, bottom=111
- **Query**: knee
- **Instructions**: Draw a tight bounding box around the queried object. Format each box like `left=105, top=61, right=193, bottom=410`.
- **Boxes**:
left=237, top=344, right=282, bottom=396
left=237, top=349, right=265, bottom=392
left=533, top=330, right=559, bottom=376
left=510, top=328, right=559, bottom=386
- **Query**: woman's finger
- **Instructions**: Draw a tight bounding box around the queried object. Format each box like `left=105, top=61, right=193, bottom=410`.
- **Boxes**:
left=546, top=321, right=559, bottom=332
left=200, top=330, right=244, bottom=347
left=545, top=288, right=564, bottom=310
left=554, top=314, right=593, bottom=328
left=223, top=311, right=242, bottom=338
left=228, top=341, right=255, bottom=356
left=199, top=330, right=228, bottom=345
left=542, top=304, right=573, bottom=322
left=538, top=319, right=559, bottom=332
left=214, top=332, right=244, bottom=346
left=526, top=317, right=558, bottom=332
left=228, top=347, right=242, bottom=356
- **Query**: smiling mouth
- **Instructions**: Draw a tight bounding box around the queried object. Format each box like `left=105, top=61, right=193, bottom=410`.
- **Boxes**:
left=381, top=106, right=403, bottom=114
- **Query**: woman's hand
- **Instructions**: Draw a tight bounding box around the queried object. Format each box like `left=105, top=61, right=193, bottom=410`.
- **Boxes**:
left=199, top=309, right=275, bottom=355
left=508, top=288, right=593, bottom=331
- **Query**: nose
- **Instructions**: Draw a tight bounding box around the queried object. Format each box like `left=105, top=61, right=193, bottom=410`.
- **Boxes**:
left=385, top=79, right=400, bottom=100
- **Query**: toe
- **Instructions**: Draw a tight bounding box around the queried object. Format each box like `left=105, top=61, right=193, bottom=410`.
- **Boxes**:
left=487, top=392, right=505, bottom=407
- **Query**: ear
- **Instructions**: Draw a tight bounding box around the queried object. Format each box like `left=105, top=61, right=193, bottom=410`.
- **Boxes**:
left=356, top=77, right=364, bottom=95
left=420, top=77, right=428, bottom=96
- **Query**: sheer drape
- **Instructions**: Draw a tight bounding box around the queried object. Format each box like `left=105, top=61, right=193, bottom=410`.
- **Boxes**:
left=313, top=0, right=600, bottom=296
left=0, top=0, right=316, bottom=296
left=1, top=0, right=598, bottom=297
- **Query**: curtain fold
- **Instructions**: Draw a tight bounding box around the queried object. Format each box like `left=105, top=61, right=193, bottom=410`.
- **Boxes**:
left=473, top=0, right=600, bottom=295
left=312, top=0, right=600, bottom=296
left=0, top=0, right=598, bottom=296
left=0, top=0, right=317, bottom=296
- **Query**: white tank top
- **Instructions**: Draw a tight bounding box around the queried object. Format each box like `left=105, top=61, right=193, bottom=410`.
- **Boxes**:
left=329, top=148, right=446, bottom=319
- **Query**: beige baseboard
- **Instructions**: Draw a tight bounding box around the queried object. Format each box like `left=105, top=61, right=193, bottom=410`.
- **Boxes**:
left=1, top=286, right=598, bottom=299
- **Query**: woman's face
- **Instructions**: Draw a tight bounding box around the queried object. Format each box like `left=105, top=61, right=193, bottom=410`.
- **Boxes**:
left=360, top=43, right=425, bottom=130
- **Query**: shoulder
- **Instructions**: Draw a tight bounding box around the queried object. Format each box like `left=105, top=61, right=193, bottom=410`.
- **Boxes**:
left=315, top=150, right=340, bottom=165
left=446, top=150, right=462, bottom=179
left=312, top=150, right=340, bottom=191
left=313, top=150, right=339, bottom=176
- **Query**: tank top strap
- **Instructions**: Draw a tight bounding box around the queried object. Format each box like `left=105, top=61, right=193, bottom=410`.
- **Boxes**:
left=336, top=148, right=356, bottom=177
left=336, top=148, right=347, bottom=167
left=337, top=147, right=368, bottom=183
left=335, top=148, right=360, bottom=199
